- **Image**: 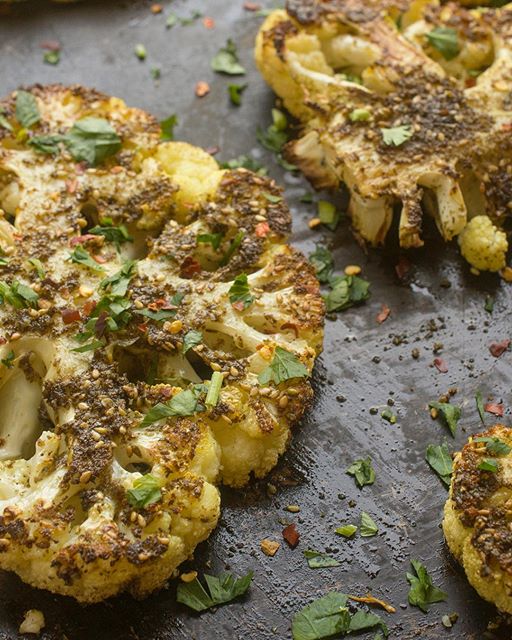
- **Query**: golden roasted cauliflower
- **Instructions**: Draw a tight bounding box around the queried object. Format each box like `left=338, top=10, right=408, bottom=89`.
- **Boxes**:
left=255, top=0, right=512, bottom=271
left=0, top=85, right=324, bottom=602
left=444, top=425, right=512, bottom=614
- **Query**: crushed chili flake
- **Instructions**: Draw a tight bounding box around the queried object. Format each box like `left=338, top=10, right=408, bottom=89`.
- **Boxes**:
left=255, top=221, right=270, bottom=238
left=203, top=16, right=215, bottom=29
left=243, top=1, right=261, bottom=10
left=485, top=402, right=504, bottom=417
left=434, top=357, right=448, bottom=373
left=349, top=594, right=396, bottom=614
left=282, top=523, right=300, bottom=548
left=92, top=254, right=107, bottom=264
left=395, top=256, right=412, bottom=280
left=66, top=178, right=78, bottom=194
left=61, top=308, right=81, bottom=325
left=195, top=81, right=210, bottom=98
left=110, top=165, right=124, bottom=174
left=489, top=339, right=510, bottom=358
left=137, top=322, right=148, bottom=333
left=40, top=40, right=60, bottom=51
left=205, top=146, right=220, bottom=156
left=150, top=3, right=163, bottom=13
left=232, top=300, right=246, bottom=312
left=69, top=234, right=97, bottom=246
left=376, top=304, right=390, bottom=324
left=180, top=256, right=202, bottom=278
left=260, top=539, right=280, bottom=557
left=82, top=300, right=96, bottom=317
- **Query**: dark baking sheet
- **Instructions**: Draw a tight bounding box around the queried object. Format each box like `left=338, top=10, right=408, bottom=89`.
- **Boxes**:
left=0, top=1, right=511, bottom=638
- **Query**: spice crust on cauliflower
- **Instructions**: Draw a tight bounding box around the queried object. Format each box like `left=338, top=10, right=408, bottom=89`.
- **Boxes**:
left=0, top=85, right=324, bottom=602
left=443, top=425, right=512, bottom=614
left=255, top=0, right=512, bottom=271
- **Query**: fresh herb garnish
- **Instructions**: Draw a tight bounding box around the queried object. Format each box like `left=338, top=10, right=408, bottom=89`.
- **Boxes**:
left=303, top=550, right=340, bottom=569
left=177, top=571, right=253, bottom=612
left=27, top=258, right=45, bottom=279
left=228, top=83, right=247, bottom=106
left=15, top=90, right=40, bottom=129
left=317, top=200, right=340, bottom=231
left=211, top=39, right=246, bottom=75
left=126, top=474, right=161, bottom=509
left=220, top=231, right=244, bottom=266
left=99, top=260, right=137, bottom=296
left=68, top=246, right=105, bottom=272
left=349, top=108, right=371, bottom=122
left=257, top=108, right=296, bottom=170
left=478, top=458, right=500, bottom=472
left=262, top=191, right=282, bottom=203
left=381, top=125, right=413, bottom=147
left=360, top=512, right=378, bottom=537
left=134, top=43, right=147, bottom=60
left=0, top=111, right=13, bottom=132
left=27, top=134, right=63, bottom=155
left=228, top=273, right=254, bottom=310
left=484, top=295, right=494, bottom=314
left=346, top=457, right=375, bottom=488
left=381, top=408, right=396, bottom=424
left=44, top=50, right=60, bottom=65
left=166, top=10, right=202, bottom=28
left=474, top=436, right=512, bottom=456
left=325, top=274, right=370, bottom=312
left=475, top=390, right=486, bottom=425
left=1, top=350, right=15, bottom=369
left=427, top=27, right=460, bottom=61
left=140, top=385, right=206, bottom=427
left=205, top=371, right=224, bottom=408
left=220, top=155, right=267, bottom=175
left=0, top=280, right=39, bottom=309
left=72, top=339, right=105, bottom=353
left=335, top=524, right=357, bottom=538
left=258, top=347, right=308, bottom=385
left=429, top=401, right=460, bottom=437
left=425, top=443, right=453, bottom=487
left=197, top=233, right=223, bottom=251
left=309, top=246, right=333, bottom=284
left=89, top=222, right=132, bottom=250
left=182, top=329, right=203, bottom=353
left=407, top=559, right=447, bottom=613
left=65, top=117, right=121, bottom=165
left=160, top=114, right=178, bottom=141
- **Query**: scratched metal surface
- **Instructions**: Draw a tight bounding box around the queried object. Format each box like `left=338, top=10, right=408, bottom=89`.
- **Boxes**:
left=0, top=1, right=511, bottom=638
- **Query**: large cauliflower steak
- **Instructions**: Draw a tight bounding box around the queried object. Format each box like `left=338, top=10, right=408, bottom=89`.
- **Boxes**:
left=255, top=0, right=512, bottom=271
left=443, top=425, right=512, bottom=613
left=0, top=85, right=324, bottom=602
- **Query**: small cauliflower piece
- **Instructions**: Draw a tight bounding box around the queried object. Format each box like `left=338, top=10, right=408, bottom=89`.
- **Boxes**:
left=19, top=610, right=45, bottom=635
left=255, top=0, right=512, bottom=271
left=444, top=425, right=512, bottom=614
left=0, top=85, right=324, bottom=602
left=458, top=215, right=508, bottom=272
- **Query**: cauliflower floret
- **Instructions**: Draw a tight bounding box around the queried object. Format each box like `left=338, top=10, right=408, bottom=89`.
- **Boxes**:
left=0, top=85, right=324, bottom=602
left=458, top=215, right=508, bottom=272
left=443, top=425, right=512, bottom=614
left=255, top=0, right=512, bottom=270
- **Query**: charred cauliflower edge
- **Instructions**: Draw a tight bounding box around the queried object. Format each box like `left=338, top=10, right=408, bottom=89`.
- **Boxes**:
left=0, top=84, right=324, bottom=602
left=255, top=0, right=512, bottom=272
left=444, top=425, right=512, bottom=614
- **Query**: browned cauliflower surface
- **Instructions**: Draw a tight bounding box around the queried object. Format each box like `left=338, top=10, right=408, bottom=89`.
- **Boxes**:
left=0, top=85, right=324, bottom=602
left=255, top=0, right=512, bottom=271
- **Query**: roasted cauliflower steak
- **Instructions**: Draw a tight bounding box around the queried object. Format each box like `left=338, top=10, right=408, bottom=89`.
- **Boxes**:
left=444, top=425, right=512, bottom=614
left=255, top=0, right=512, bottom=271
left=0, top=85, right=324, bottom=602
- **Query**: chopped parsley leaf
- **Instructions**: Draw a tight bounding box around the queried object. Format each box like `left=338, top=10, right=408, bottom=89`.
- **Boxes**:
left=211, top=39, right=246, bottom=75
left=182, top=329, right=203, bottom=353
left=360, top=512, right=378, bottom=537
left=177, top=570, right=253, bottom=612
left=309, top=246, right=334, bottom=284
left=425, top=442, right=452, bottom=487
left=140, top=385, right=206, bottom=427
left=346, top=457, right=375, bottom=488
left=427, top=27, right=460, bottom=61
left=126, top=474, right=161, bottom=509
left=15, top=91, right=40, bottom=129
left=407, top=559, right=447, bottom=613
left=335, top=524, right=357, bottom=538
left=258, top=347, right=308, bottom=385
left=160, top=114, right=178, bottom=141
left=381, top=125, right=413, bottom=147
left=228, top=273, right=254, bottom=310
left=89, top=222, right=132, bottom=250
left=197, top=233, right=223, bottom=251
left=1, top=350, right=15, bottom=369
left=228, top=83, right=247, bottom=106
left=325, top=274, right=370, bottom=312
left=474, top=436, right=512, bottom=456
left=429, top=401, right=460, bottom=437
left=303, top=550, right=340, bottom=569
left=478, top=458, right=500, bottom=473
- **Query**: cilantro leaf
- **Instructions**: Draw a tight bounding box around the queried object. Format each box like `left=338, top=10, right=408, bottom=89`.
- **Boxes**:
left=177, top=571, right=253, bottom=612
left=228, top=83, right=247, bottom=106
left=349, top=610, right=388, bottom=637
left=303, top=550, right=340, bottom=569
left=64, top=117, right=121, bottom=166
left=197, top=233, right=223, bottom=251
left=257, top=108, right=288, bottom=154
left=160, top=114, right=178, bottom=141
left=71, top=339, right=105, bottom=353
left=425, top=443, right=453, bottom=487
left=427, top=27, right=460, bottom=61
left=381, top=125, right=413, bottom=147
left=325, top=274, right=370, bottom=312
left=182, top=329, right=203, bottom=353
left=15, top=90, right=40, bottom=129
left=126, top=474, right=161, bottom=509
left=478, top=458, right=500, bottom=472
left=335, top=524, right=357, bottom=538
left=28, top=134, right=65, bottom=155
left=99, top=260, right=137, bottom=296
left=429, top=401, right=461, bottom=437
left=89, top=223, right=132, bottom=250
left=346, top=457, right=375, bottom=488
left=292, top=593, right=351, bottom=640
left=474, top=436, right=512, bottom=456
left=309, top=246, right=334, bottom=284
left=211, top=39, right=246, bottom=75
left=0, top=280, right=39, bottom=309
left=407, top=559, right=447, bottom=613
left=228, top=273, right=254, bottom=310
left=27, top=258, right=45, bottom=279
left=68, top=246, right=105, bottom=272
left=220, top=231, right=244, bottom=266
left=360, top=512, right=378, bottom=537
left=140, top=387, right=205, bottom=427
left=258, top=347, right=309, bottom=385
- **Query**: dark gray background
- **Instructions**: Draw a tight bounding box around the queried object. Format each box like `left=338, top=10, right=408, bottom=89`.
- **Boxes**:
left=0, top=1, right=510, bottom=638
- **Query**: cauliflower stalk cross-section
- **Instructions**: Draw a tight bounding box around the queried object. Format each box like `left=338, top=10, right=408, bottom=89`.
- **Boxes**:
left=255, top=0, right=512, bottom=272
left=0, top=85, right=324, bottom=602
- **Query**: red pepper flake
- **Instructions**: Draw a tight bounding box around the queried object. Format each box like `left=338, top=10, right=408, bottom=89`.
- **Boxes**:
left=205, top=146, right=220, bottom=156
left=66, top=178, right=78, bottom=194
left=376, top=304, right=390, bottom=324
left=180, top=256, right=202, bottom=279
left=255, top=221, right=270, bottom=238
left=110, top=165, right=124, bottom=174
left=40, top=40, right=60, bottom=51
left=137, top=322, right=148, bottom=333
left=465, top=77, right=476, bottom=89
left=82, top=300, right=96, bottom=317
left=0, top=337, right=7, bottom=345
left=243, top=1, right=261, bottom=10
left=232, top=301, right=246, bottom=312
left=92, top=254, right=107, bottom=264
left=69, top=234, right=97, bottom=246
left=150, top=3, right=163, bottom=13
left=195, top=81, right=210, bottom=98
left=502, top=123, right=512, bottom=133
left=203, top=16, right=215, bottom=29
left=489, top=339, right=510, bottom=358
left=61, top=308, right=81, bottom=325
left=395, top=256, right=411, bottom=280
left=282, top=523, right=300, bottom=548
left=433, top=357, right=448, bottom=373
left=485, top=402, right=504, bottom=417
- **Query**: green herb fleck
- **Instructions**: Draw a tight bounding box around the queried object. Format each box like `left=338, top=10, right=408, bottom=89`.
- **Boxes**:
left=127, top=474, right=161, bottom=509
left=211, top=39, right=246, bottom=75
left=160, top=114, right=178, bottom=141
left=1, top=351, right=15, bottom=369
left=89, top=222, right=132, bottom=250
left=27, top=258, right=45, bottom=279
left=427, top=27, right=460, bottom=61
left=15, top=91, right=40, bottom=129
left=360, top=512, right=378, bottom=537
left=318, top=200, right=340, bottom=231
left=309, top=246, right=333, bottom=284
left=64, top=117, right=121, bottom=165
left=140, top=386, right=206, bottom=427
left=425, top=443, right=453, bottom=487
left=0, top=280, right=39, bottom=309
left=134, top=43, right=147, bottom=60
left=303, top=550, right=340, bottom=569
left=205, top=371, right=224, bottom=408
left=474, top=436, right=512, bottom=456
left=478, top=458, right=500, bottom=473
left=258, top=347, right=308, bottom=385
left=182, top=329, right=203, bottom=354
left=220, top=155, right=267, bottom=175
left=346, top=457, right=375, bottom=488
left=484, top=295, right=494, bottom=313
left=44, top=50, right=60, bottom=65
left=68, top=246, right=105, bottom=272
left=228, top=273, right=254, bottom=310
left=197, top=233, right=223, bottom=251
left=381, top=125, right=413, bottom=147
left=349, top=108, right=371, bottom=122
left=262, top=192, right=282, bottom=203
left=325, top=274, right=370, bottom=312
left=177, top=571, right=253, bottom=612
left=335, top=524, right=357, bottom=538
left=429, top=401, right=460, bottom=437
left=228, top=83, right=247, bottom=106
left=407, top=559, right=448, bottom=613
